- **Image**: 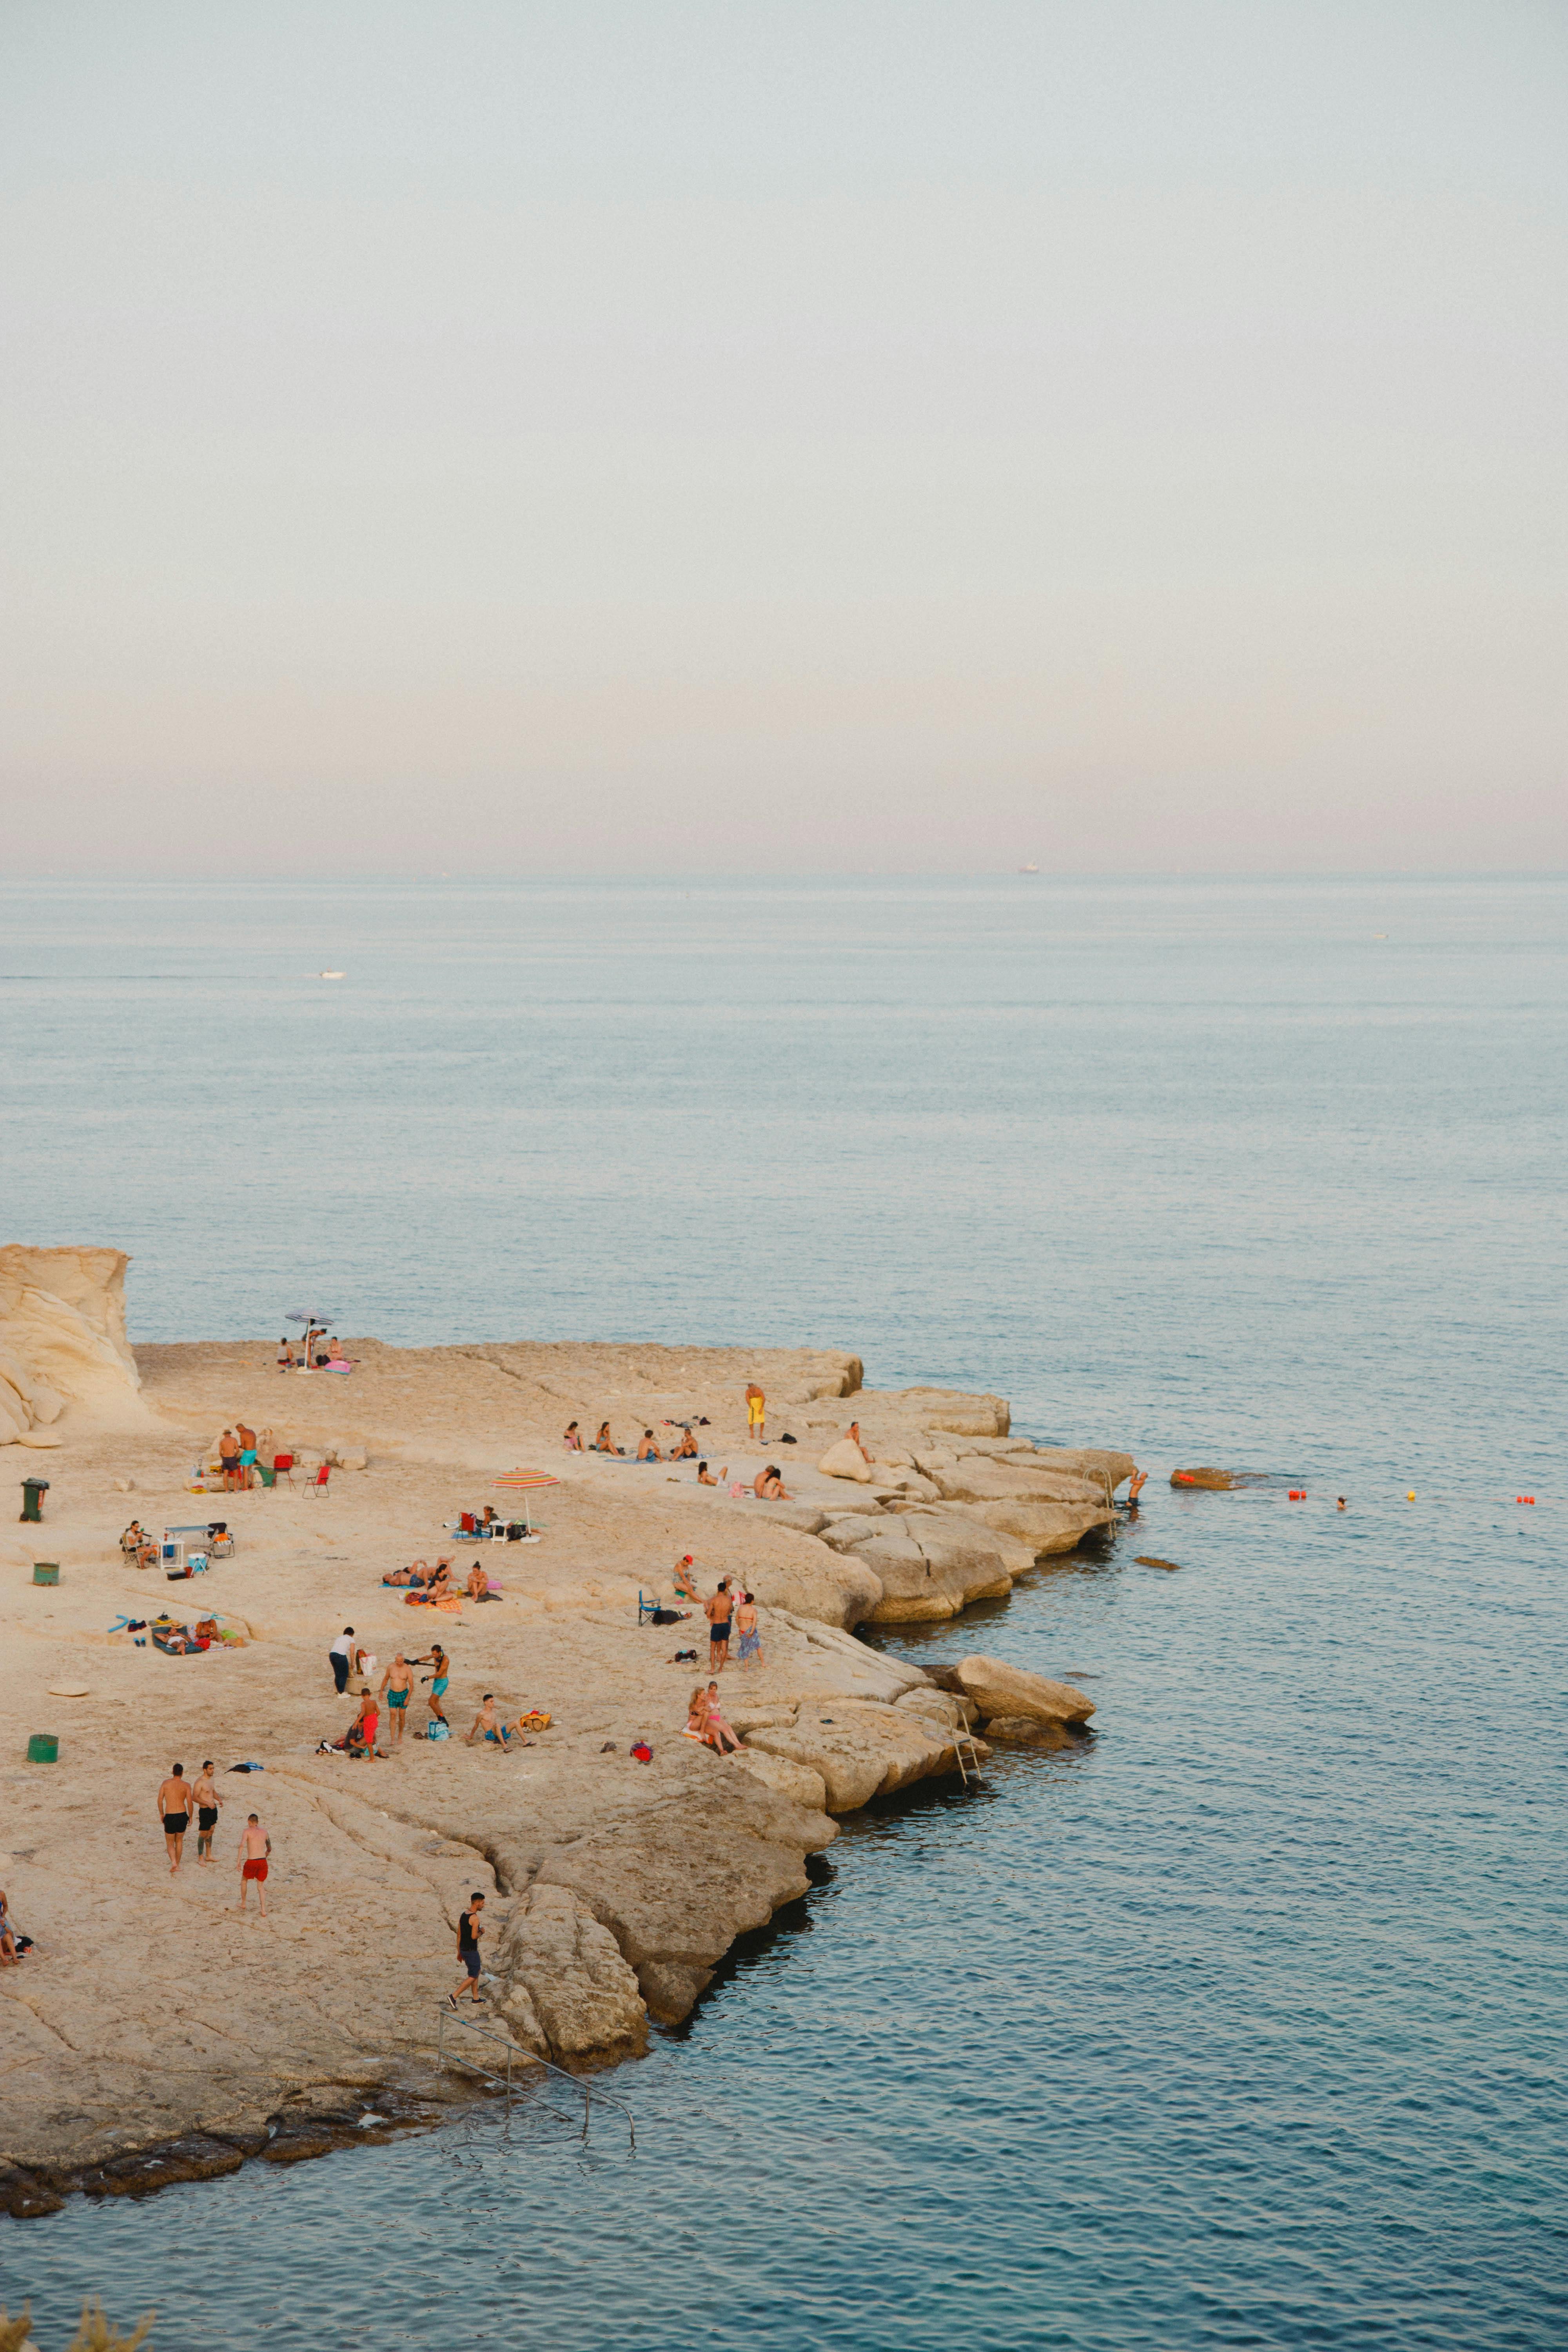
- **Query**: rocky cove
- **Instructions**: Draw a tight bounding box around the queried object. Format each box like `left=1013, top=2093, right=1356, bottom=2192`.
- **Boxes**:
left=0, top=1249, right=1134, bottom=2217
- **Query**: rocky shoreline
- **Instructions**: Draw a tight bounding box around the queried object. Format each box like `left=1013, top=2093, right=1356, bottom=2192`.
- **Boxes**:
left=1, top=1251, right=1134, bottom=2216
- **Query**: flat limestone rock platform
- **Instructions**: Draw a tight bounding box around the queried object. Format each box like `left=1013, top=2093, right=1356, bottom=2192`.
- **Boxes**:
left=0, top=1327, right=1132, bottom=2195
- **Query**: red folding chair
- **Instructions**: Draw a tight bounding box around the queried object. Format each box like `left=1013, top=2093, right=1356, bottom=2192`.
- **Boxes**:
left=305, top=1463, right=331, bottom=1497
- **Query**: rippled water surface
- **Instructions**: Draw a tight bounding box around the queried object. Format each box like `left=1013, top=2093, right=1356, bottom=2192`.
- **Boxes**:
left=2, top=876, right=1564, bottom=2348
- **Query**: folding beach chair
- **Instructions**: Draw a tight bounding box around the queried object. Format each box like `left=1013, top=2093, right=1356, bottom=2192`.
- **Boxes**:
left=305, top=1463, right=331, bottom=1497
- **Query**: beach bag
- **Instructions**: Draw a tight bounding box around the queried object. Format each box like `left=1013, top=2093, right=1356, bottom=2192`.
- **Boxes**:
left=517, top=1710, right=551, bottom=1732
left=631, top=1740, right=652, bottom=1764
left=426, top=1719, right=450, bottom=1741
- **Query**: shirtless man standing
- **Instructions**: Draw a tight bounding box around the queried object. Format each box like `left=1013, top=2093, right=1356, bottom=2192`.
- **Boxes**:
left=157, top=1763, right=195, bottom=1875
left=379, top=1653, right=414, bottom=1746
left=418, top=1644, right=451, bottom=1730
left=236, top=1815, right=271, bottom=1916
left=705, top=1577, right=734, bottom=1673
left=192, top=1760, right=223, bottom=1864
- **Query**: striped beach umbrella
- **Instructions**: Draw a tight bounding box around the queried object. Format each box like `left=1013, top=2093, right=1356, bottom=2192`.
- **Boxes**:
left=492, top=1467, right=560, bottom=1533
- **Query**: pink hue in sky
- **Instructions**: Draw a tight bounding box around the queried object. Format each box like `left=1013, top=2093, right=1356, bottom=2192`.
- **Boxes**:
left=2, top=1, right=1564, bottom=874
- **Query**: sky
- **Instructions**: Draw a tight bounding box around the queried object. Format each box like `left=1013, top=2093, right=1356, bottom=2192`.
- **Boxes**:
left=1, top=1, right=1564, bottom=875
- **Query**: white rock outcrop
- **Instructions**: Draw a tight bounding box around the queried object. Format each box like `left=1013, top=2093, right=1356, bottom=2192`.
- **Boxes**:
left=817, top=1437, right=874, bottom=1483
left=0, top=1246, right=148, bottom=1437
left=746, top=1699, right=972, bottom=1811
left=490, top=1881, right=649, bottom=2066
left=950, top=1653, right=1096, bottom=1727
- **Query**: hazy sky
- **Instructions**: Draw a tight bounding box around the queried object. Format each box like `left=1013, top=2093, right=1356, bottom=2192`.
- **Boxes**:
left=2, top=2, right=1564, bottom=873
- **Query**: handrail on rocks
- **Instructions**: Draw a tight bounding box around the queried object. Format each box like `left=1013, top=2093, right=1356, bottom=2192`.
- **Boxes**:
left=436, top=2004, right=635, bottom=2151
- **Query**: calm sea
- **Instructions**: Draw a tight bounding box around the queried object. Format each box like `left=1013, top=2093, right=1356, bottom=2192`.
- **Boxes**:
left=2, top=875, right=1564, bottom=2350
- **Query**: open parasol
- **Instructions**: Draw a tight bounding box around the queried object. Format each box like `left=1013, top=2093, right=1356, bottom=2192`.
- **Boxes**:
left=492, top=1467, right=559, bottom=1534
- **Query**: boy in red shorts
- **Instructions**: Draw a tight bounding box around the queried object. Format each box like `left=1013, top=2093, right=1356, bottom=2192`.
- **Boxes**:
left=236, top=1815, right=272, bottom=1917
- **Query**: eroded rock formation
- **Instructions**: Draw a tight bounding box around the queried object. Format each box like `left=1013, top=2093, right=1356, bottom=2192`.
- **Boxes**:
left=0, top=1244, right=147, bottom=1437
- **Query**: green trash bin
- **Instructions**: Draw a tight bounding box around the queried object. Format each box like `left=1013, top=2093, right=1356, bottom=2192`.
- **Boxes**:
left=20, top=1476, right=50, bottom=1524
left=32, top=1561, right=59, bottom=1586
left=27, top=1733, right=59, bottom=1764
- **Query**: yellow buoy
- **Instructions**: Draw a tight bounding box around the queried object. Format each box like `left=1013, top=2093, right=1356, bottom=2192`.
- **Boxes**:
left=1406, top=1490, right=1416, bottom=1501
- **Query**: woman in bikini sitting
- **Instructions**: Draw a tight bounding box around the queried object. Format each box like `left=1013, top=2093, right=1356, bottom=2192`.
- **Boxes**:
left=564, top=1421, right=584, bottom=1450
left=701, top=1682, right=746, bottom=1753
left=466, top=1560, right=500, bottom=1602
left=684, top=1686, right=714, bottom=1744
left=594, top=1421, right=623, bottom=1455
left=672, top=1555, right=702, bottom=1604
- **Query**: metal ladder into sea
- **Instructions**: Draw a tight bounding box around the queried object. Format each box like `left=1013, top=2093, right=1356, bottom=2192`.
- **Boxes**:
left=436, top=2005, right=635, bottom=2150
left=950, top=1714, right=982, bottom=1785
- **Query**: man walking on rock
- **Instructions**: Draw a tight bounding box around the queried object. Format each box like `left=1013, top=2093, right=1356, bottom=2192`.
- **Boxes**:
left=449, top=1891, right=486, bottom=2005
left=157, top=1762, right=194, bottom=1875
left=193, top=1760, right=223, bottom=1864
left=329, top=1626, right=355, bottom=1694
left=236, top=1815, right=271, bottom=1917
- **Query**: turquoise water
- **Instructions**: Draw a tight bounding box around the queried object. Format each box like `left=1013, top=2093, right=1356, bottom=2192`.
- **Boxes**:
left=2, top=876, right=1564, bottom=2348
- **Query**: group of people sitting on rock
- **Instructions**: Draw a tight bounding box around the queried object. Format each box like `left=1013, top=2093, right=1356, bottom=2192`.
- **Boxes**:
left=564, top=1418, right=790, bottom=1502
left=384, top=1555, right=499, bottom=1604
left=565, top=1419, right=710, bottom=1462
left=278, top=1334, right=345, bottom=1369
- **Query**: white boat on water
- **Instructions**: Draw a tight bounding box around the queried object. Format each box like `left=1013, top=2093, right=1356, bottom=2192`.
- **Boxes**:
left=1017, top=863, right=1040, bottom=875
left=317, top=970, right=345, bottom=979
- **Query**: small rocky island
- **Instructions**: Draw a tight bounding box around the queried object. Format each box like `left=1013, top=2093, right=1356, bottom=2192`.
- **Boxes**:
left=0, top=1248, right=1132, bottom=2212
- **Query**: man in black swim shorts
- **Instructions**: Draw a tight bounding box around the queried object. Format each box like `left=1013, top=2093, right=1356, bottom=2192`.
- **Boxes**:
left=157, top=1762, right=195, bottom=1875
left=705, top=1577, right=734, bottom=1673
left=192, top=1760, right=223, bottom=1864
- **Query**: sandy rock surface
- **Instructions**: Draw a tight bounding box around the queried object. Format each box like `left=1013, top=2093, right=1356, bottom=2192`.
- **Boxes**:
left=0, top=1323, right=1134, bottom=2187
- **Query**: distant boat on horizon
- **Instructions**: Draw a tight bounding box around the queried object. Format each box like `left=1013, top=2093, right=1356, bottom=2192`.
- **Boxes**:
left=1017, top=863, right=1040, bottom=875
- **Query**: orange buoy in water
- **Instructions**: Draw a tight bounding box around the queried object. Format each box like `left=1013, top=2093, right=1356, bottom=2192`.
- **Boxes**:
left=1288, top=1489, right=1306, bottom=1500
left=1517, top=1495, right=1535, bottom=1505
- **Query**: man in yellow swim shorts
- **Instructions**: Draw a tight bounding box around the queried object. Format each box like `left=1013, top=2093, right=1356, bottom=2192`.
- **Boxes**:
left=745, top=1383, right=765, bottom=1443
